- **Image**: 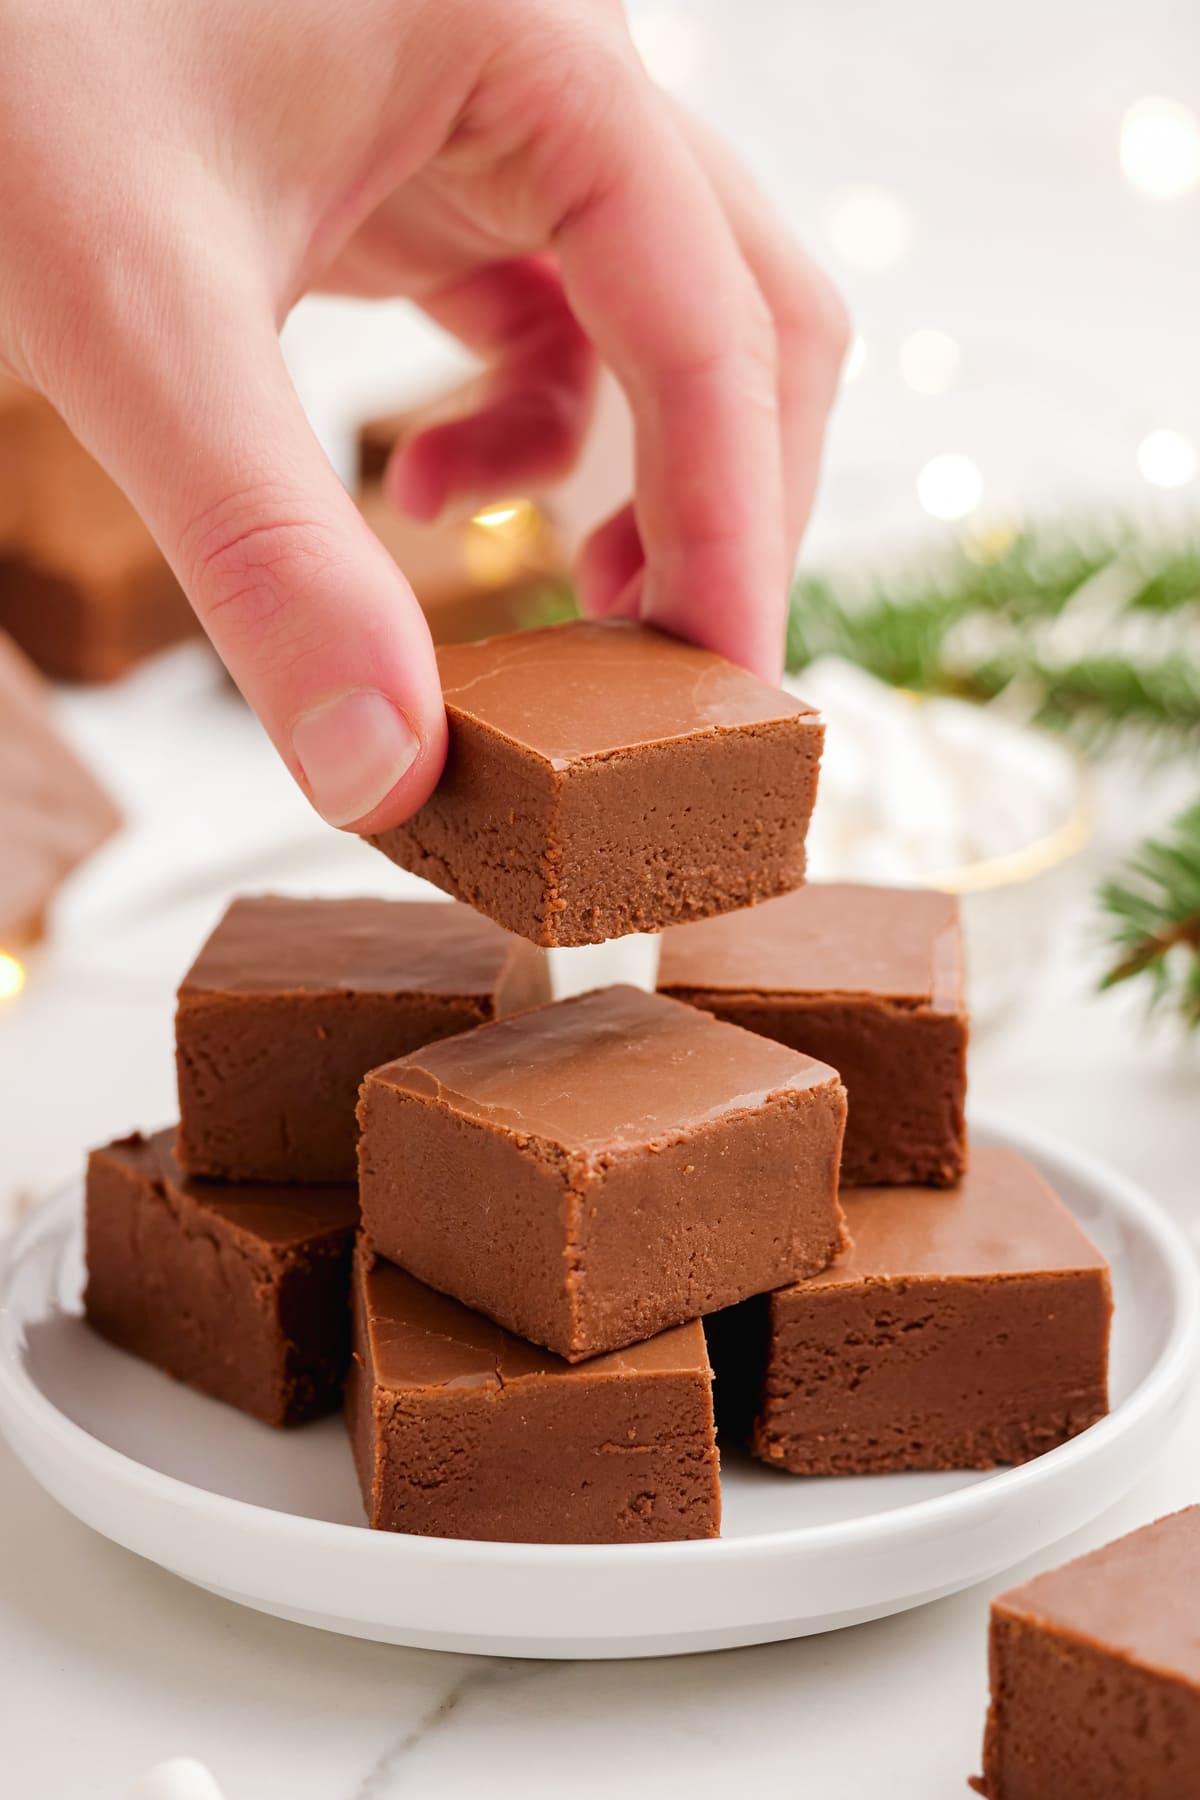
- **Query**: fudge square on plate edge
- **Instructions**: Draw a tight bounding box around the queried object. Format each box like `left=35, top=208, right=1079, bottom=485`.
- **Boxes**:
left=367, top=619, right=825, bottom=947
left=85, top=1128, right=358, bottom=1427
left=175, top=894, right=550, bottom=1183
left=358, top=983, right=848, bottom=1361
left=706, top=1145, right=1111, bottom=1474
left=658, top=880, right=968, bottom=1186
left=973, top=1507, right=1200, bottom=1799
left=347, top=1246, right=721, bottom=1544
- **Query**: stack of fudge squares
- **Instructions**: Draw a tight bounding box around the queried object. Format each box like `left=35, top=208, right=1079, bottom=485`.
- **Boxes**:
left=84, top=619, right=1113, bottom=1546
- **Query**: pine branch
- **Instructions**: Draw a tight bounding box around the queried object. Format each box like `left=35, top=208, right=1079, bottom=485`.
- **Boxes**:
left=787, top=519, right=1200, bottom=755
left=1099, top=803, right=1200, bottom=1026
left=787, top=517, right=1200, bottom=1026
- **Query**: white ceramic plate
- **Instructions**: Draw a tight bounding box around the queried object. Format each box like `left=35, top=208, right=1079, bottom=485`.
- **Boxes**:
left=0, top=1115, right=1195, bottom=1659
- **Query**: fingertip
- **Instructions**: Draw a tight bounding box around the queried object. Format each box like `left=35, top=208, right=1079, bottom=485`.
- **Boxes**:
left=385, top=437, right=449, bottom=522
left=345, top=707, right=449, bottom=834
left=291, top=686, right=448, bottom=834
left=576, top=502, right=643, bottom=615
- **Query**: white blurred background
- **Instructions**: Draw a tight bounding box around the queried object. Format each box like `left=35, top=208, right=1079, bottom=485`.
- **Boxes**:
left=289, top=0, right=1200, bottom=548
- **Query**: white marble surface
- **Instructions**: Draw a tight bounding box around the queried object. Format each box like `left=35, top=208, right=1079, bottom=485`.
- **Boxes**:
left=3, top=0, right=1200, bottom=1792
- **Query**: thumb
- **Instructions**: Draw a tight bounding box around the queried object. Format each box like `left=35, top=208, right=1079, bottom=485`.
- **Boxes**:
left=45, top=282, right=446, bottom=834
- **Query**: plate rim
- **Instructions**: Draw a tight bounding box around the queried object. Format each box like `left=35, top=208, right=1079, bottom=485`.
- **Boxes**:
left=1, top=1110, right=1197, bottom=1571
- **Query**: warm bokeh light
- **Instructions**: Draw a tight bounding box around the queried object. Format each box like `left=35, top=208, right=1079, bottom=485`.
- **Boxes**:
left=1120, top=97, right=1200, bottom=199
left=827, top=186, right=911, bottom=273
left=899, top=328, right=961, bottom=395
left=843, top=333, right=868, bottom=383
left=0, top=951, right=26, bottom=1001
left=465, top=498, right=545, bottom=585
left=1137, top=428, right=1198, bottom=489
left=917, top=453, right=983, bottom=521
left=962, top=517, right=1020, bottom=565
left=629, top=6, right=707, bottom=91
left=471, top=499, right=540, bottom=535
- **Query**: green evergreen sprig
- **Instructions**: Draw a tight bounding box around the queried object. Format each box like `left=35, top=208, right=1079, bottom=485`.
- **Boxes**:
left=786, top=520, right=1200, bottom=1023
left=787, top=522, right=1200, bottom=752
left=1100, top=804, right=1200, bottom=1026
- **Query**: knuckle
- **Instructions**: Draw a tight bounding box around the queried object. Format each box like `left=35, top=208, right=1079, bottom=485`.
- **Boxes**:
left=179, top=485, right=343, bottom=645
left=493, top=15, right=645, bottom=205
left=775, top=259, right=853, bottom=368
left=662, top=306, right=780, bottom=414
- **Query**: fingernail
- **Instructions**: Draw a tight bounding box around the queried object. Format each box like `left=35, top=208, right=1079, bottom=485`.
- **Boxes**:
left=291, top=690, right=419, bottom=827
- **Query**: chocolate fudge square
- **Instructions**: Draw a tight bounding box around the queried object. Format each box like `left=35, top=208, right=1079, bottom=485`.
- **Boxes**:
left=348, top=1248, right=721, bottom=1543
left=176, top=895, right=550, bottom=1183
left=0, top=390, right=198, bottom=682
left=358, top=984, right=847, bottom=1362
left=658, top=881, right=968, bottom=1186
left=0, top=531, right=195, bottom=684
left=708, top=1146, right=1110, bottom=1473
left=368, top=620, right=824, bottom=947
left=975, top=1507, right=1200, bottom=1799
left=85, top=1129, right=358, bottom=1426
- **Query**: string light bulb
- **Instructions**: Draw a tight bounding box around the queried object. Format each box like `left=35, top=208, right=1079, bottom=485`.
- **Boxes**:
left=917, top=454, right=983, bottom=522
left=471, top=500, right=539, bottom=535
left=843, top=334, right=868, bottom=383
left=826, top=186, right=911, bottom=273
left=0, top=951, right=26, bottom=1001
left=1120, top=97, right=1200, bottom=199
left=465, top=497, right=545, bottom=585
left=1137, top=429, right=1198, bottom=489
left=899, top=328, right=961, bottom=395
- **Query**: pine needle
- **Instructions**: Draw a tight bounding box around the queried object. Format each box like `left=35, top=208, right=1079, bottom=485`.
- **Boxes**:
left=1100, top=804, right=1200, bottom=1025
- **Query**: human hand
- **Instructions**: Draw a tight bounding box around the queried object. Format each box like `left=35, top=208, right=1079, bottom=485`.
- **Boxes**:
left=0, top=0, right=847, bottom=829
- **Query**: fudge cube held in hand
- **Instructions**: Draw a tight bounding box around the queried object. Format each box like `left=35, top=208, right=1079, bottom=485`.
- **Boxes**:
left=368, top=620, right=825, bottom=946
left=659, top=881, right=968, bottom=1186
left=358, top=984, right=848, bottom=1362
left=347, top=1248, right=721, bottom=1544
left=85, top=1129, right=358, bottom=1427
left=175, top=895, right=550, bottom=1183
left=708, top=1146, right=1111, bottom=1473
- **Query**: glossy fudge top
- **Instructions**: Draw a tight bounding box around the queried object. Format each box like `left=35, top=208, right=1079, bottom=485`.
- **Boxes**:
left=807, top=1147, right=1107, bottom=1287
left=995, top=1507, right=1200, bottom=1687
left=435, top=620, right=817, bottom=768
left=371, top=984, right=838, bottom=1158
left=363, top=1255, right=712, bottom=1392
left=658, top=882, right=963, bottom=1008
left=94, top=1129, right=358, bottom=1248
left=179, top=896, right=523, bottom=999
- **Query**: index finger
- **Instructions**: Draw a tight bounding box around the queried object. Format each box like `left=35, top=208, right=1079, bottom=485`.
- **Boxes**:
left=551, top=76, right=788, bottom=682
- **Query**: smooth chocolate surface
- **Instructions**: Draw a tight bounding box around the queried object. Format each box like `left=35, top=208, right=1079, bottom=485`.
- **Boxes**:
left=348, top=1247, right=721, bottom=1543
left=976, top=1508, right=1200, bottom=1798
left=176, top=895, right=550, bottom=1183
left=659, top=882, right=968, bottom=1185
left=85, top=1128, right=358, bottom=1426
left=0, top=632, right=121, bottom=943
left=358, top=984, right=847, bottom=1361
left=708, top=1146, right=1111, bottom=1473
left=368, top=620, right=824, bottom=946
